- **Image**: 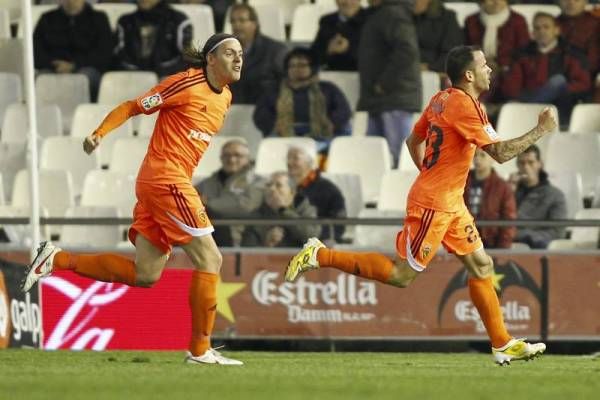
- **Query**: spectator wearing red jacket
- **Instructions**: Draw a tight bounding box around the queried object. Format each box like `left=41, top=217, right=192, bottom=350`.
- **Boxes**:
left=502, top=12, right=591, bottom=122
left=557, top=0, right=600, bottom=76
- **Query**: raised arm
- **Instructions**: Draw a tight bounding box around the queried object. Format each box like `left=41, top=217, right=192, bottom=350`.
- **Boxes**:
left=483, top=108, right=557, bottom=164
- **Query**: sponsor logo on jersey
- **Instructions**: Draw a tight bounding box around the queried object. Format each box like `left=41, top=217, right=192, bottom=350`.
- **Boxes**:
left=188, top=129, right=213, bottom=143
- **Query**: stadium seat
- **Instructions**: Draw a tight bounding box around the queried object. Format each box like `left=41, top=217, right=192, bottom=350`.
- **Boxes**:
left=172, top=3, right=215, bottom=44
left=17, top=4, right=53, bottom=38
left=70, top=104, right=134, bottom=167
left=81, top=170, right=136, bottom=219
left=97, top=71, right=159, bottom=105
left=547, top=239, right=596, bottom=250
left=510, top=242, right=531, bottom=251
left=0, top=205, right=51, bottom=243
left=377, top=169, right=419, bottom=213
left=40, top=136, right=100, bottom=198
left=224, top=3, right=286, bottom=41
left=59, top=205, right=122, bottom=248
left=321, top=172, right=363, bottom=219
left=249, top=0, right=306, bottom=25
left=545, top=132, right=600, bottom=195
left=593, top=177, right=600, bottom=208
left=397, top=114, right=421, bottom=171
left=0, top=141, right=26, bottom=202
left=1, top=103, right=62, bottom=143
left=36, top=73, right=90, bottom=132
left=0, top=72, right=22, bottom=127
left=11, top=169, right=75, bottom=223
left=494, top=103, right=559, bottom=179
left=255, top=137, right=317, bottom=176
left=193, top=135, right=246, bottom=181
left=0, top=8, right=10, bottom=39
left=220, top=104, right=263, bottom=157
left=568, top=104, right=600, bottom=134
left=547, top=171, right=583, bottom=219
left=290, top=3, right=327, bottom=42
left=320, top=71, right=360, bottom=110
left=0, top=0, right=21, bottom=23
left=511, top=4, right=561, bottom=34
left=109, top=137, right=150, bottom=175
left=0, top=38, right=24, bottom=80
left=352, top=111, right=368, bottom=137
left=136, top=113, right=158, bottom=138
left=570, top=208, right=600, bottom=243
left=327, top=136, right=391, bottom=204
left=0, top=172, right=4, bottom=205
left=421, top=70, right=441, bottom=110
left=444, top=2, right=479, bottom=28
left=350, top=208, right=403, bottom=250
left=94, top=2, right=136, bottom=30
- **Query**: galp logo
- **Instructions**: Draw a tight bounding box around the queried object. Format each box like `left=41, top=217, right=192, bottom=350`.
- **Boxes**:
left=0, top=271, right=10, bottom=348
left=43, top=277, right=128, bottom=350
left=437, top=259, right=542, bottom=325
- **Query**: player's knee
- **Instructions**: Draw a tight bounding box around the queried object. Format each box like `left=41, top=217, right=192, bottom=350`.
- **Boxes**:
left=469, top=255, right=493, bottom=279
left=135, top=268, right=162, bottom=288
left=190, top=248, right=223, bottom=273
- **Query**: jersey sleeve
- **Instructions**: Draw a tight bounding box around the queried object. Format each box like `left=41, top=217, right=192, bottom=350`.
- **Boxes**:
left=412, top=108, right=429, bottom=139
left=449, top=98, right=499, bottom=147
left=135, top=71, right=190, bottom=115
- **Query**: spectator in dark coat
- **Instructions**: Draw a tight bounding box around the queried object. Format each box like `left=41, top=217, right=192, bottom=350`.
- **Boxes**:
left=557, top=0, right=600, bottom=76
left=253, top=47, right=352, bottom=154
left=228, top=3, right=287, bottom=104
left=502, top=12, right=591, bottom=122
left=464, top=148, right=516, bottom=249
left=114, top=0, right=192, bottom=77
left=414, top=0, right=464, bottom=74
left=358, top=0, right=422, bottom=166
left=287, top=146, right=347, bottom=242
left=33, top=0, right=113, bottom=100
left=310, top=0, right=370, bottom=71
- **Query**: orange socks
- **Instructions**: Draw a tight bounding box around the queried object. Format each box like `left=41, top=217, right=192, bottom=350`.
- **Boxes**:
left=468, top=277, right=511, bottom=348
left=317, top=248, right=393, bottom=283
left=53, top=251, right=136, bottom=286
left=189, top=270, right=218, bottom=357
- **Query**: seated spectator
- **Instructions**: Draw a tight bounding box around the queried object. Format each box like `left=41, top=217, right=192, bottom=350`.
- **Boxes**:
left=228, top=3, right=287, bottom=104
left=502, top=13, right=591, bottom=123
left=557, top=0, right=600, bottom=77
left=310, top=0, right=370, bottom=71
left=287, top=146, right=347, bottom=242
left=195, top=139, right=265, bottom=247
left=464, top=0, right=530, bottom=101
left=241, top=171, right=320, bottom=247
left=509, top=145, right=567, bottom=249
left=414, top=0, right=464, bottom=74
left=33, top=0, right=113, bottom=100
left=253, top=47, right=352, bottom=154
left=114, top=0, right=192, bottom=77
left=464, top=148, right=516, bottom=249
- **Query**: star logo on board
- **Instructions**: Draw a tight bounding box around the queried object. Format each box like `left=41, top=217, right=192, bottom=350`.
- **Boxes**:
left=492, top=272, right=505, bottom=292
left=216, top=278, right=245, bottom=323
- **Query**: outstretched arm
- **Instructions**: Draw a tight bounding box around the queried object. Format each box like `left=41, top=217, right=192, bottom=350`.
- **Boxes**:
left=83, top=100, right=142, bottom=154
left=483, top=108, right=557, bottom=163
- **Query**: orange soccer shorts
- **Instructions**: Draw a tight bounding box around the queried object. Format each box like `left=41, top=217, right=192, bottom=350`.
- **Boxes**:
left=128, top=181, right=214, bottom=254
left=396, top=203, right=483, bottom=271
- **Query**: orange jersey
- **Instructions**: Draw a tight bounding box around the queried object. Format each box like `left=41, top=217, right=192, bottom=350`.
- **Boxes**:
left=408, top=88, right=499, bottom=212
left=135, top=68, right=232, bottom=184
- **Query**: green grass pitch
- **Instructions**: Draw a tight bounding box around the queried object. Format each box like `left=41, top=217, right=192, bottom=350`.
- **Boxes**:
left=1, top=350, right=599, bottom=400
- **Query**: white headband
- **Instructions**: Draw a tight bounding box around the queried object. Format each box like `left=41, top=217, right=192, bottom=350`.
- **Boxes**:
left=206, top=37, right=240, bottom=55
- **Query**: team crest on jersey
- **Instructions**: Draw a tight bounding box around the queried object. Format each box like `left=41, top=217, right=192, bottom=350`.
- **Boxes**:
left=484, top=124, right=499, bottom=140
left=422, top=244, right=432, bottom=259
left=141, top=93, right=163, bottom=110
left=197, top=209, right=208, bottom=226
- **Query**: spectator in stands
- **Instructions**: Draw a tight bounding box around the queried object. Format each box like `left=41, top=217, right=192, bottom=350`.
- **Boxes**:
left=509, top=145, right=567, bottom=249
left=253, top=47, right=352, bottom=154
left=241, top=171, right=320, bottom=247
left=414, top=0, right=464, bottom=74
left=464, top=148, right=516, bottom=249
left=287, top=146, right=347, bottom=242
left=228, top=3, right=287, bottom=104
left=195, top=139, right=265, bottom=247
left=502, top=12, right=591, bottom=123
left=558, top=0, right=600, bottom=77
left=177, top=0, right=235, bottom=33
left=114, top=0, right=192, bottom=77
left=358, top=0, right=421, bottom=167
left=33, top=0, right=113, bottom=101
left=310, top=0, right=370, bottom=71
left=464, top=0, right=530, bottom=102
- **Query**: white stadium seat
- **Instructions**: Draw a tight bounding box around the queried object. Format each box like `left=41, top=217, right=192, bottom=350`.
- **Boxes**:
left=220, top=104, right=263, bottom=158
left=172, top=3, right=215, bottom=44
left=60, top=206, right=122, bottom=248
left=290, top=4, right=327, bottom=42
left=97, top=71, right=159, bottom=105
left=547, top=171, right=583, bottom=219
left=81, top=170, right=136, bottom=219
left=1, top=103, right=62, bottom=143
left=320, top=71, right=360, bottom=111
left=109, top=137, right=150, bottom=175
left=0, top=8, right=10, bottom=39
left=421, top=70, right=441, bottom=110
left=0, top=72, right=22, bottom=127
left=0, top=172, right=5, bottom=205
left=568, top=104, right=600, bottom=134
left=377, top=169, right=419, bottom=213
left=36, top=73, right=90, bottom=132
left=351, top=208, right=403, bottom=250
left=17, top=4, right=53, bottom=38
left=255, top=137, right=317, bottom=176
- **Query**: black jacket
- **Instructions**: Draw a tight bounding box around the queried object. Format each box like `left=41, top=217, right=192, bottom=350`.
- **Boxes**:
left=310, top=8, right=370, bottom=71
left=230, top=33, right=287, bottom=104
left=114, top=0, right=192, bottom=76
left=357, top=0, right=422, bottom=113
left=33, top=3, right=113, bottom=71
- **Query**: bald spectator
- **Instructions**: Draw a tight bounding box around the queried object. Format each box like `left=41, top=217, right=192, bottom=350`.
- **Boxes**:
left=114, top=0, right=192, bottom=77
left=228, top=3, right=287, bottom=104
left=196, top=139, right=265, bottom=246
left=34, top=0, right=113, bottom=100
left=287, top=146, right=347, bottom=242
left=241, top=172, right=320, bottom=248
left=557, top=0, right=600, bottom=77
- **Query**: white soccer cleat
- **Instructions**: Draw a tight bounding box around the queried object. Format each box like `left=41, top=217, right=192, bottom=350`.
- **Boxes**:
left=492, top=338, right=546, bottom=366
left=21, top=241, right=61, bottom=292
left=284, top=237, right=325, bottom=282
left=185, top=348, right=243, bottom=366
